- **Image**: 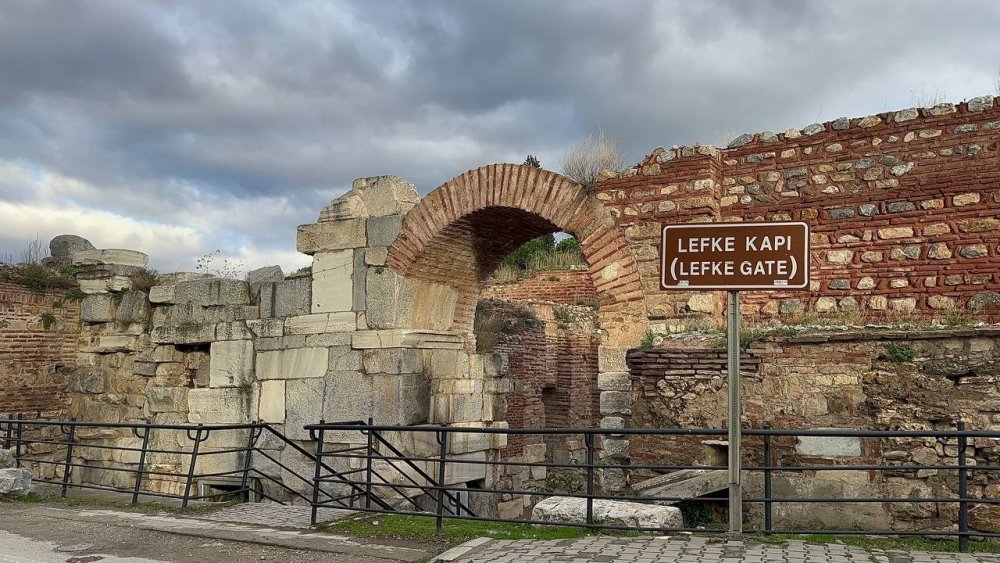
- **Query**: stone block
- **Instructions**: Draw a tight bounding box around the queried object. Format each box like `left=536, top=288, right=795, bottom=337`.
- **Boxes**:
left=285, top=312, right=355, bottom=335
left=296, top=219, right=367, bottom=255
left=115, top=291, right=151, bottom=324
left=256, top=348, right=329, bottom=380
left=148, top=285, right=175, bottom=304
left=311, top=250, right=354, bottom=313
left=151, top=324, right=216, bottom=344
left=423, top=350, right=470, bottom=378
left=78, top=274, right=132, bottom=294
left=796, top=433, right=862, bottom=457
left=330, top=346, right=362, bottom=371
left=0, top=468, right=32, bottom=497
left=248, top=265, right=283, bottom=285
left=450, top=392, right=483, bottom=423
left=602, top=438, right=630, bottom=458
left=323, top=370, right=374, bottom=424
left=187, top=388, right=249, bottom=424
left=443, top=451, right=487, bottom=484
left=532, top=497, right=682, bottom=528
left=600, top=391, right=631, bottom=415
left=257, top=380, right=286, bottom=423
left=362, top=348, right=423, bottom=375
left=598, top=347, right=628, bottom=372
left=216, top=321, right=253, bottom=340
left=353, top=249, right=366, bottom=311
left=72, top=248, right=148, bottom=267
left=246, top=318, right=284, bottom=338
left=304, top=332, right=352, bottom=347
left=373, top=373, right=429, bottom=425
left=259, top=277, right=312, bottom=318
left=81, top=294, right=115, bottom=323
left=209, top=340, right=254, bottom=388
left=365, top=247, right=388, bottom=266
left=284, top=378, right=326, bottom=440
left=255, top=336, right=306, bottom=351
left=597, top=372, right=630, bottom=392
left=81, top=335, right=139, bottom=353
left=174, top=279, right=250, bottom=307
left=365, top=266, right=411, bottom=329
left=49, top=234, right=94, bottom=262
left=146, top=386, right=188, bottom=413
left=366, top=214, right=404, bottom=248
left=353, top=176, right=419, bottom=217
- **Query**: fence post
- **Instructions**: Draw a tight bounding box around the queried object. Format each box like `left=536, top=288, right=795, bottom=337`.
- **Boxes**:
left=310, top=422, right=326, bottom=526
left=240, top=426, right=259, bottom=502
left=131, top=423, right=152, bottom=505
left=435, top=428, right=449, bottom=534
left=14, top=414, right=24, bottom=468
left=958, top=420, right=969, bottom=552
left=182, top=425, right=206, bottom=509
left=585, top=432, right=595, bottom=526
left=763, top=429, right=772, bottom=534
left=365, top=417, right=374, bottom=509
left=2, top=414, right=11, bottom=450
left=60, top=419, right=76, bottom=498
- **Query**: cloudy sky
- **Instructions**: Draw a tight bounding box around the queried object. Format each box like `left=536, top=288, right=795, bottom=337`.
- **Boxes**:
left=1, top=0, right=998, bottom=273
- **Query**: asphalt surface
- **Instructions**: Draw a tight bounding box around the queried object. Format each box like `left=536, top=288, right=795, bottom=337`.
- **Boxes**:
left=0, top=503, right=429, bottom=563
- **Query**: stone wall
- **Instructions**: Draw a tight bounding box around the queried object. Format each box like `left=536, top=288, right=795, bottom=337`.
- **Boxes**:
left=600, top=96, right=1000, bottom=329
left=0, top=281, right=80, bottom=416
left=628, top=328, right=1000, bottom=532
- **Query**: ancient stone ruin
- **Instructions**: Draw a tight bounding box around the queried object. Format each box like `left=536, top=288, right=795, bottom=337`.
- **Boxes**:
left=3, top=96, right=1000, bottom=531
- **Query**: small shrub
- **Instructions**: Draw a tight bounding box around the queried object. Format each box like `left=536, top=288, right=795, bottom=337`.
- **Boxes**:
left=883, top=342, right=917, bottom=363
left=560, top=130, right=629, bottom=188
left=474, top=300, right=541, bottom=353
left=291, top=265, right=312, bottom=277
left=65, top=288, right=86, bottom=301
left=129, top=268, right=160, bottom=293
left=195, top=249, right=245, bottom=279
left=638, top=330, right=656, bottom=350
left=944, top=310, right=975, bottom=329
left=739, top=326, right=767, bottom=351
left=0, top=263, right=76, bottom=293
left=40, top=312, right=56, bottom=330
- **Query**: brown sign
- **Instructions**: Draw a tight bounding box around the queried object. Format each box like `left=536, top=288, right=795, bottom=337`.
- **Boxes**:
left=660, top=222, right=810, bottom=290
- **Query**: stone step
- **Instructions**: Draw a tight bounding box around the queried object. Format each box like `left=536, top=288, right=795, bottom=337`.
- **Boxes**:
left=633, top=468, right=729, bottom=506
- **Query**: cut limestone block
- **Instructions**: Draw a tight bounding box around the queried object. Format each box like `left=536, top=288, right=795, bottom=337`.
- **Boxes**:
left=256, top=348, right=329, bottom=380
left=296, top=219, right=367, bottom=255
left=311, top=250, right=354, bottom=313
left=187, top=388, right=249, bottom=424
left=258, top=380, right=286, bottom=423
left=532, top=496, right=683, bottom=528
left=72, top=249, right=149, bottom=267
left=633, top=469, right=729, bottom=506
left=209, top=340, right=254, bottom=388
left=259, top=277, right=311, bottom=318
left=81, top=294, right=115, bottom=323
left=285, top=312, right=355, bottom=335
left=174, top=279, right=250, bottom=307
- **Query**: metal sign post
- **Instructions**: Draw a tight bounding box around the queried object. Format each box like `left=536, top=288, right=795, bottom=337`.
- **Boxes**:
left=726, top=290, right=741, bottom=533
left=658, top=221, right=810, bottom=536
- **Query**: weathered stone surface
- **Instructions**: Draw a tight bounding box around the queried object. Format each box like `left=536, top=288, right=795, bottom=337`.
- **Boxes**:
left=0, top=450, right=13, bottom=469
left=296, top=219, right=367, bottom=255
left=285, top=312, right=355, bottom=334
left=187, top=388, right=249, bottom=424
left=148, top=285, right=176, bottom=304
left=960, top=244, right=988, bottom=259
left=373, top=373, right=430, bottom=425
left=365, top=267, right=412, bottom=329
left=727, top=133, right=753, bottom=148
left=81, top=294, right=115, bottom=323
left=878, top=227, right=914, bottom=239
left=257, top=380, right=286, bottom=423
left=311, top=249, right=354, bottom=313
left=115, top=291, right=151, bottom=324
left=953, top=192, right=981, bottom=207
left=796, top=433, right=862, bottom=457
left=81, top=335, right=139, bottom=354
left=826, top=250, right=852, bottom=264
left=256, top=348, right=329, bottom=379
left=0, top=468, right=31, bottom=497
left=970, top=505, right=1000, bottom=533
left=597, top=372, right=630, bottom=392
left=48, top=235, right=94, bottom=265
left=686, top=293, right=714, bottom=314
left=366, top=215, right=404, bottom=248
left=323, top=370, right=374, bottom=425
left=284, top=378, right=326, bottom=440
left=927, top=295, right=955, bottom=310
left=248, top=266, right=284, bottom=285
left=351, top=176, right=419, bottom=217
left=209, top=340, right=254, bottom=388
left=968, top=96, right=994, bottom=112
left=532, top=497, right=682, bottom=529
left=151, top=323, right=216, bottom=344
left=72, top=249, right=148, bottom=267
left=174, top=279, right=250, bottom=307
left=259, top=277, right=312, bottom=318
left=329, top=346, right=361, bottom=371
left=633, top=469, right=728, bottom=505
left=246, top=318, right=284, bottom=338
left=353, top=249, right=367, bottom=312
left=969, top=291, right=1000, bottom=312
left=255, top=335, right=306, bottom=351
left=362, top=348, right=422, bottom=375
left=600, top=391, right=631, bottom=415
left=146, top=386, right=188, bottom=413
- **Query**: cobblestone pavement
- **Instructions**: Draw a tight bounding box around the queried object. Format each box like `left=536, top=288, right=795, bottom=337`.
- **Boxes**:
left=447, top=536, right=1000, bottom=563
left=188, top=502, right=355, bottom=529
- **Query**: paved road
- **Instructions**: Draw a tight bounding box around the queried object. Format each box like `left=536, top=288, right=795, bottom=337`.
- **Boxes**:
left=0, top=503, right=430, bottom=563
left=445, top=536, right=1000, bottom=563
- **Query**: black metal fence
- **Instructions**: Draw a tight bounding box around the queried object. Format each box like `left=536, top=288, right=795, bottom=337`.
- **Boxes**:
left=306, top=420, right=1000, bottom=551
left=4, top=416, right=999, bottom=551
left=0, top=416, right=362, bottom=509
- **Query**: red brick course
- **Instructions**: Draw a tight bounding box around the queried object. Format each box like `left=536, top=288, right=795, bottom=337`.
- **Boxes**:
left=481, top=269, right=597, bottom=306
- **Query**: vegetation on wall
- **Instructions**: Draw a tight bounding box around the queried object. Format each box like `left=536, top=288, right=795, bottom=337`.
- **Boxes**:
left=474, top=299, right=541, bottom=353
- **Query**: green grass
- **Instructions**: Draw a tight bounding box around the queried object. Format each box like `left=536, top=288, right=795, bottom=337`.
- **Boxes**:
left=318, top=514, right=590, bottom=544
left=746, top=533, right=1000, bottom=554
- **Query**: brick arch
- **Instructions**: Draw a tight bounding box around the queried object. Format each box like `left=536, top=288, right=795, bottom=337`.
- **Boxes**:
left=386, top=163, right=645, bottom=344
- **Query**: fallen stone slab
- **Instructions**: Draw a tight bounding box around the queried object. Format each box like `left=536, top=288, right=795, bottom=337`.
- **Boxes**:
left=71, top=248, right=149, bottom=267
left=0, top=449, right=13, bottom=469
left=531, top=496, right=682, bottom=529
left=633, top=468, right=729, bottom=505
left=0, top=467, right=31, bottom=497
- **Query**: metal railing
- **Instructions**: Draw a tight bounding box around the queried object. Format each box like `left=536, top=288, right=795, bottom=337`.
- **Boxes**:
left=0, top=416, right=369, bottom=509
left=5, top=416, right=999, bottom=551
left=304, top=420, right=1000, bottom=551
